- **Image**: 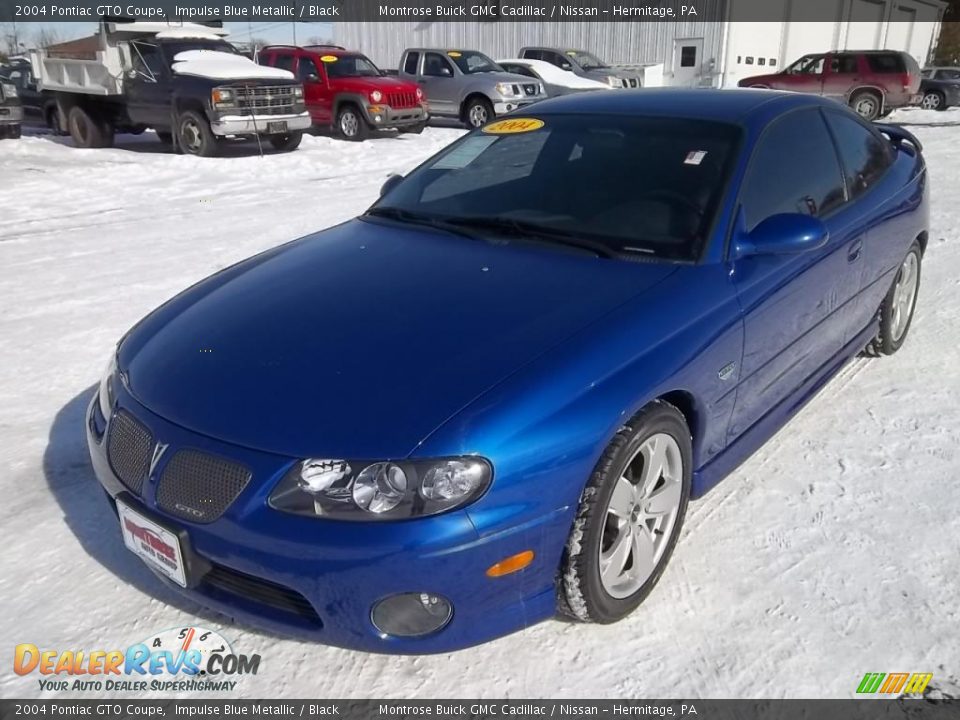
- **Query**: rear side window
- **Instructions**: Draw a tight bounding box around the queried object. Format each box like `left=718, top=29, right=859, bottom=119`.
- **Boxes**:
left=741, top=109, right=846, bottom=231
left=823, top=111, right=893, bottom=200
left=403, top=51, right=419, bottom=75
left=867, top=53, right=906, bottom=73
left=273, top=54, right=295, bottom=72
left=937, top=68, right=960, bottom=80
left=831, top=54, right=858, bottom=74
left=523, top=49, right=543, bottom=61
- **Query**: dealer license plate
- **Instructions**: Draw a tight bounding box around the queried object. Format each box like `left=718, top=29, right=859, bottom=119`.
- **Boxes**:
left=117, top=500, right=187, bottom=587
left=267, top=121, right=287, bottom=133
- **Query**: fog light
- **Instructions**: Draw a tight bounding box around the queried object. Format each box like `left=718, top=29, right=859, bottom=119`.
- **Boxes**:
left=371, top=592, right=452, bottom=637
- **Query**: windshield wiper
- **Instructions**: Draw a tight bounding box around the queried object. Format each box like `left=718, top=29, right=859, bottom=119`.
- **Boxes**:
left=363, top=207, right=483, bottom=240
left=441, top=216, right=624, bottom=259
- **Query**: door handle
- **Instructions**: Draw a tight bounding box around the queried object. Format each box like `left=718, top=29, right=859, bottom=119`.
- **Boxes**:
left=848, top=238, right=863, bottom=263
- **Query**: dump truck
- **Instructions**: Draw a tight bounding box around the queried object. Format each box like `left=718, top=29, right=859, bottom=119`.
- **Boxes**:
left=29, top=20, right=311, bottom=156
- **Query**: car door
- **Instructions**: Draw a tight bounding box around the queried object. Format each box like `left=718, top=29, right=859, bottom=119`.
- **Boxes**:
left=420, top=52, right=458, bottom=115
left=821, top=108, right=900, bottom=338
left=728, top=108, right=863, bottom=442
left=297, top=54, right=328, bottom=124
left=821, top=53, right=860, bottom=101
left=125, top=40, right=172, bottom=128
left=774, top=54, right=826, bottom=94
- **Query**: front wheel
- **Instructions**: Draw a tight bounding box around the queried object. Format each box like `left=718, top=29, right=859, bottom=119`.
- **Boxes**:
left=177, top=110, right=219, bottom=157
left=868, top=242, right=922, bottom=356
left=463, top=97, right=493, bottom=129
left=269, top=131, right=303, bottom=152
left=336, top=105, right=368, bottom=141
left=560, top=401, right=691, bottom=623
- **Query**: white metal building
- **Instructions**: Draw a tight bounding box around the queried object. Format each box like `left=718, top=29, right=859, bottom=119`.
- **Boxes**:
left=336, top=0, right=946, bottom=88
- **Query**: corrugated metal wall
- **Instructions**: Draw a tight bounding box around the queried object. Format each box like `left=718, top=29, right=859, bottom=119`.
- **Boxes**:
left=337, top=4, right=728, bottom=84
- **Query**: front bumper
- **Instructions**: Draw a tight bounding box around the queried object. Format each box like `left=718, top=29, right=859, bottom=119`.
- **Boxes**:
left=210, top=111, right=311, bottom=136
left=0, top=105, right=23, bottom=123
left=493, top=98, right=542, bottom=114
left=85, top=385, right=564, bottom=653
left=362, top=103, right=428, bottom=129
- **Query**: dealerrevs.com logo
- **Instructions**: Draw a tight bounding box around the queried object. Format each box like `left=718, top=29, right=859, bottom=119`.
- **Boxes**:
left=14, top=626, right=261, bottom=692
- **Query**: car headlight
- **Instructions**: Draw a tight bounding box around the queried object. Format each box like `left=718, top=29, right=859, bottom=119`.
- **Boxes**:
left=98, top=353, right=117, bottom=421
left=495, top=82, right=519, bottom=97
left=293, top=85, right=304, bottom=99
left=415, top=87, right=424, bottom=101
left=211, top=88, right=235, bottom=107
left=269, top=456, right=492, bottom=521
left=606, top=76, right=624, bottom=88
left=370, top=89, right=383, bottom=103
left=1, top=83, right=16, bottom=98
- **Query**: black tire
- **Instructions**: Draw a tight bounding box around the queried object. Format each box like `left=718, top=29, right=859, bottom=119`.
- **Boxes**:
left=177, top=110, right=219, bottom=157
left=559, top=400, right=692, bottom=623
left=46, top=106, right=67, bottom=135
left=399, top=122, right=426, bottom=135
left=68, top=105, right=110, bottom=148
left=920, top=90, right=946, bottom=111
left=336, top=105, right=368, bottom=141
left=463, top=96, right=494, bottom=129
left=868, top=241, right=922, bottom=356
left=269, top=131, right=303, bottom=152
left=849, top=90, right=882, bottom=121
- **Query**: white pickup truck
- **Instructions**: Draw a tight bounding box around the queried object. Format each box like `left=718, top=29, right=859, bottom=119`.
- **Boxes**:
left=30, top=20, right=311, bottom=156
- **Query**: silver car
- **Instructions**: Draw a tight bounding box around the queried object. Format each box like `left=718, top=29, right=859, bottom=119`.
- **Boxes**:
left=519, top=47, right=643, bottom=89
left=398, top=48, right=547, bottom=128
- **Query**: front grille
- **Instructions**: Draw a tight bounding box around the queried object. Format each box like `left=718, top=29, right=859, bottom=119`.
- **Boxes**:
left=107, top=410, right=153, bottom=495
left=623, top=77, right=641, bottom=88
left=203, top=563, right=321, bottom=623
left=156, top=450, right=251, bottom=524
left=523, top=83, right=539, bottom=96
left=387, top=91, right=418, bottom=108
left=233, top=84, right=297, bottom=116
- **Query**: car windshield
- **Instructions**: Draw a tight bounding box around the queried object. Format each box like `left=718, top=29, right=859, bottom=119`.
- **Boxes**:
left=369, top=115, right=740, bottom=261
left=566, top=50, right=608, bottom=70
left=324, top=53, right=382, bottom=78
left=447, top=51, right=502, bottom=74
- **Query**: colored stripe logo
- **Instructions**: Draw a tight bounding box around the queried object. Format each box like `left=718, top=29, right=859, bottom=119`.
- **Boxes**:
left=857, top=672, right=932, bottom=694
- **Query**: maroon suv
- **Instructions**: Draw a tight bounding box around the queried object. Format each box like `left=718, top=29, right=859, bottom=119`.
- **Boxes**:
left=739, top=50, right=921, bottom=121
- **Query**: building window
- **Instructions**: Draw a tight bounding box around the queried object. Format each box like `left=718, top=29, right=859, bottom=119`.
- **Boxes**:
left=745, top=56, right=754, bottom=65
left=737, top=55, right=742, bottom=64
left=758, top=58, right=766, bottom=65
left=770, top=58, right=777, bottom=66
left=680, top=46, right=697, bottom=68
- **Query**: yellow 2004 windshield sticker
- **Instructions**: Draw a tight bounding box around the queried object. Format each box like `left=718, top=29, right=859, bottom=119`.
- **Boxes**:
left=482, top=118, right=545, bottom=134
left=320, top=55, right=338, bottom=63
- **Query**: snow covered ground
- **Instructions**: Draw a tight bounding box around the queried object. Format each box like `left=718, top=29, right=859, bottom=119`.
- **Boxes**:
left=1, top=109, right=958, bottom=700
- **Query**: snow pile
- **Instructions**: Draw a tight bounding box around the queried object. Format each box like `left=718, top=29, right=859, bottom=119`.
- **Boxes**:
left=172, top=50, right=294, bottom=81
left=497, top=58, right=612, bottom=90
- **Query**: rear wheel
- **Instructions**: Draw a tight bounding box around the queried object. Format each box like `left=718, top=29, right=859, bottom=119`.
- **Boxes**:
left=920, top=90, right=945, bottom=111
left=336, top=105, right=368, bottom=141
left=868, top=242, right=922, bottom=356
left=177, top=110, right=219, bottom=157
left=269, top=131, right=303, bottom=152
left=849, top=90, right=882, bottom=121
left=560, top=401, right=691, bottom=623
left=68, top=106, right=113, bottom=148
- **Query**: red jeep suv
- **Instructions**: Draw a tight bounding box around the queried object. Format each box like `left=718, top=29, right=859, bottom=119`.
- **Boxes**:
left=739, top=50, right=921, bottom=121
left=258, top=45, right=428, bottom=141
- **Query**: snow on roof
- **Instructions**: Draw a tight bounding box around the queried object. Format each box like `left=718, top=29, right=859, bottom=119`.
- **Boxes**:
left=497, top=58, right=612, bottom=90
left=155, top=29, right=225, bottom=41
left=107, top=22, right=229, bottom=37
left=171, top=50, right=294, bottom=81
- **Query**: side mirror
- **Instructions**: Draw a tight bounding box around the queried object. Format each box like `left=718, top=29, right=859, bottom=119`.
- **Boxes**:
left=735, top=213, right=828, bottom=258
left=306, top=73, right=319, bottom=83
left=441, top=67, right=453, bottom=77
left=380, top=174, right=404, bottom=198
left=560, top=62, right=573, bottom=71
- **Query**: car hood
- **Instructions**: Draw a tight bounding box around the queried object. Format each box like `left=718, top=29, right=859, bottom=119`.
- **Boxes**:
left=119, top=219, right=675, bottom=459
left=332, top=75, right=420, bottom=93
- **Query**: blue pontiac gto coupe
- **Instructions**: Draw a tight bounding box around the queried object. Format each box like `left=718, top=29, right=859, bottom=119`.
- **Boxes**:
left=87, top=89, right=927, bottom=653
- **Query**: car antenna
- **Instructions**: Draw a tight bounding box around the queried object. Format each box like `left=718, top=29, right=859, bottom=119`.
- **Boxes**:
left=245, top=82, right=265, bottom=158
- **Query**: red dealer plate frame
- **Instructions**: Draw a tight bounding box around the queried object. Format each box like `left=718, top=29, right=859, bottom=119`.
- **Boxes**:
left=117, top=499, right=188, bottom=587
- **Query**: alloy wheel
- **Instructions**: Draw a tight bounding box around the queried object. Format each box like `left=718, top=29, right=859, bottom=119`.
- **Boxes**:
left=890, top=251, right=919, bottom=342
left=854, top=96, right=879, bottom=119
left=468, top=104, right=489, bottom=128
left=598, top=433, right=684, bottom=599
left=180, top=120, right=203, bottom=153
left=921, top=92, right=942, bottom=110
left=340, top=111, right=359, bottom=137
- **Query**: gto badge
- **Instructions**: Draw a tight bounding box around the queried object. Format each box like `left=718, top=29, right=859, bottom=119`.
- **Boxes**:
left=149, top=442, right=169, bottom=476
left=718, top=362, right=736, bottom=381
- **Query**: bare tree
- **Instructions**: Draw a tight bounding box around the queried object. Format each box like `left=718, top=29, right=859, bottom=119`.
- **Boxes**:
left=0, top=22, right=24, bottom=56
left=306, top=36, right=335, bottom=46
left=34, top=26, right=63, bottom=50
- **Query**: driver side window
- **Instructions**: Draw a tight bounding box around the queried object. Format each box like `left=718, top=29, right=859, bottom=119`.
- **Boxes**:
left=298, top=57, right=321, bottom=82
left=423, top=53, right=453, bottom=77
left=131, top=42, right=164, bottom=80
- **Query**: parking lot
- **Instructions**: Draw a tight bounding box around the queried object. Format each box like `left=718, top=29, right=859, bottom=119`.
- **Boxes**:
left=1, top=110, right=958, bottom=698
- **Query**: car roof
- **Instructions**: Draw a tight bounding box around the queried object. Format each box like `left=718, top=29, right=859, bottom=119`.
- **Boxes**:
left=529, top=88, right=837, bottom=124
